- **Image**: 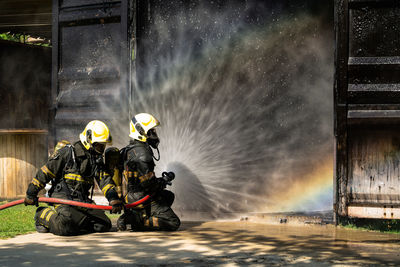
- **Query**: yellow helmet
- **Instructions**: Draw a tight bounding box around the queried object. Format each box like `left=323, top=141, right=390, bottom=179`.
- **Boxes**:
left=129, top=113, right=160, bottom=143
left=80, top=120, right=112, bottom=152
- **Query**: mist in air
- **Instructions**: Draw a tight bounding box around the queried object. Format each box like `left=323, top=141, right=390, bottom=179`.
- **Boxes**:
left=127, top=1, right=334, bottom=218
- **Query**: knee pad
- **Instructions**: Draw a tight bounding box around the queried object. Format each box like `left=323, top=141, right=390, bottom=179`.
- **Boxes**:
left=157, top=216, right=181, bottom=231
left=34, top=207, right=55, bottom=230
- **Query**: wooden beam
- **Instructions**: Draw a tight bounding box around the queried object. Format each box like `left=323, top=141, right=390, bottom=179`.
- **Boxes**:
left=348, top=205, right=400, bottom=219
left=0, top=129, right=48, bottom=134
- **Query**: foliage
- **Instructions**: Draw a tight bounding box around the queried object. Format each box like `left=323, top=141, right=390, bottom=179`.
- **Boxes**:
left=0, top=33, right=21, bottom=42
left=0, top=32, right=50, bottom=47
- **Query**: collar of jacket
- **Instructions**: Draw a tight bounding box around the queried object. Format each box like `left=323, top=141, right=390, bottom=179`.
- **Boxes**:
left=129, top=139, right=147, bottom=147
left=74, top=141, right=90, bottom=157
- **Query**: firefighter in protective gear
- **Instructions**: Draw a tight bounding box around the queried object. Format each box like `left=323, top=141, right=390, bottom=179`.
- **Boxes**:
left=117, top=113, right=180, bottom=231
left=24, top=120, right=123, bottom=236
left=104, top=147, right=123, bottom=196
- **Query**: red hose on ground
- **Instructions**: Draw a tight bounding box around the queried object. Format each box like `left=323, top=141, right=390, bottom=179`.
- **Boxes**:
left=0, top=195, right=151, bottom=211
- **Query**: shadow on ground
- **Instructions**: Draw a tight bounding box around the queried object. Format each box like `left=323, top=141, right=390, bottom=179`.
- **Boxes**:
left=1, top=221, right=400, bottom=266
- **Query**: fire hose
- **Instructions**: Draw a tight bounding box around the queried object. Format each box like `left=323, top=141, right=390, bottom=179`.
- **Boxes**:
left=0, top=172, right=175, bottom=211
left=0, top=195, right=150, bottom=211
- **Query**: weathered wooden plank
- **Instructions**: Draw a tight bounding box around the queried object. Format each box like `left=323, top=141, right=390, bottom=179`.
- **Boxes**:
left=20, top=134, right=29, bottom=196
left=0, top=129, right=47, bottom=134
left=35, top=134, right=48, bottom=196
left=348, top=64, right=400, bottom=84
left=33, top=134, right=42, bottom=196
left=26, top=134, right=32, bottom=195
left=6, top=135, right=15, bottom=198
left=60, top=0, right=110, bottom=9
left=4, top=134, right=10, bottom=198
left=0, top=135, right=4, bottom=198
left=11, top=134, right=17, bottom=198
left=334, top=0, right=349, bottom=105
left=334, top=0, right=349, bottom=221
left=20, top=134, right=27, bottom=197
left=14, top=134, right=22, bottom=197
left=348, top=205, right=400, bottom=219
left=58, top=8, right=121, bottom=23
left=3, top=135, right=8, bottom=198
left=33, top=134, right=40, bottom=196
left=348, top=110, right=400, bottom=119
left=350, top=193, right=400, bottom=204
left=348, top=128, right=400, bottom=205
left=336, top=106, right=348, bottom=216
left=349, top=3, right=400, bottom=57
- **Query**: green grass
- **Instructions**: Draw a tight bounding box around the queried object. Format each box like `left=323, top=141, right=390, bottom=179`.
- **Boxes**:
left=0, top=202, right=38, bottom=239
left=0, top=202, right=121, bottom=239
left=107, top=213, right=121, bottom=219
left=340, top=218, right=400, bottom=234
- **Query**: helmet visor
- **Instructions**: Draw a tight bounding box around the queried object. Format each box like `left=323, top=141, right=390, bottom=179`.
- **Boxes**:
left=147, top=129, right=158, bottom=138
left=93, top=142, right=107, bottom=154
left=147, top=129, right=160, bottom=148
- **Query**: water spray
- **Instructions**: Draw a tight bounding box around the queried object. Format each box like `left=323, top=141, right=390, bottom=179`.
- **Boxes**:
left=130, top=3, right=334, bottom=215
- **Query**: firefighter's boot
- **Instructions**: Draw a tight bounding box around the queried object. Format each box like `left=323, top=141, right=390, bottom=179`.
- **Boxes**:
left=117, top=210, right=145, bottom=231
left=130, top=210, right=146, bottom=231
left=34, top=207, right=55, bottom=233
left=117, top=213, right=127, bottom=231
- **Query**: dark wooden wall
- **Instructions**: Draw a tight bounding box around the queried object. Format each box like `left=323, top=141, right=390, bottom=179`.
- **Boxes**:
left=335, top=0, right=400, bottom=220
left=0, top=40, right=51, bottom=129
left=0, top=40, right=51, bottom=198
left=52, top=0, right=131, bottom=145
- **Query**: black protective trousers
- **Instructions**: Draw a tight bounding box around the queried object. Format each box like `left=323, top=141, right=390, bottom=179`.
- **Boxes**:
left=35, top=204, right=112, bottom=236
left=123, top=190, right=180, bottom=231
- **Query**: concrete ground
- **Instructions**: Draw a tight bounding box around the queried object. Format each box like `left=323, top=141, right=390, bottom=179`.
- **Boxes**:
left=1, top=221, right=400, bottom=266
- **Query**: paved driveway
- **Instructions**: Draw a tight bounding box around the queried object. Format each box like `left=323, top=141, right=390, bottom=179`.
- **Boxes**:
left=1, top=221, right=400, bottom=266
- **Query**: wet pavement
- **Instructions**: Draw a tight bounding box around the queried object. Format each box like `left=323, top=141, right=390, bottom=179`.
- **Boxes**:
left=0, top=221, right=400, bottom=266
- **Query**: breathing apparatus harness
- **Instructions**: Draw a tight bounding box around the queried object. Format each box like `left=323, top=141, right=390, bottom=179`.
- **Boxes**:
left=49, top=142, right=103, bottom=202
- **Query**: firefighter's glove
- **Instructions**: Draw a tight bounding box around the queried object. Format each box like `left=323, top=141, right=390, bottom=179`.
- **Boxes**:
left=161, top=172, right=175, bottom=186
left=153, top=178, right=166, bottom=192
left=24, top=196, right=39, bottom=207
left=110, top=199, right=123, bottom=214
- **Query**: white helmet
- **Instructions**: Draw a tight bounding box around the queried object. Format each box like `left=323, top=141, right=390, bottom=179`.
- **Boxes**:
left=80, top=120, right=112, bottom=153
left=129, top=113, right=160, bottom=143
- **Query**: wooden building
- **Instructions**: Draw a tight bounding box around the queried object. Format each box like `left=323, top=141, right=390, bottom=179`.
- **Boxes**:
left=334, top=0, right=400, bottom=221
left=0, top=41, right=51, bottom=199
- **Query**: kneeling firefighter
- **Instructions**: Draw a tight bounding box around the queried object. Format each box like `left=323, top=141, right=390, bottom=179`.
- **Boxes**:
left=117, top=113, right=180, bottom=231
left=24, top=120, right=123, bottom=236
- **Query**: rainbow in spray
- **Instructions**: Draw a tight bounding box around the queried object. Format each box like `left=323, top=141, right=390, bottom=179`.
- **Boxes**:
left=262, top=157, right=333, bottom=212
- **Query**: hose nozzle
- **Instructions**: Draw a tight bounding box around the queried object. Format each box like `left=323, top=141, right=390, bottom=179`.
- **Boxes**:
left=161, top=171, right=175, bottom=185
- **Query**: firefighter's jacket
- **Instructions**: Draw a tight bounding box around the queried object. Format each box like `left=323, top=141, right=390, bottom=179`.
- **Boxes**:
left=123, top=140, right=162, bottom=202
left=26, top=141, right=119, bottom=202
